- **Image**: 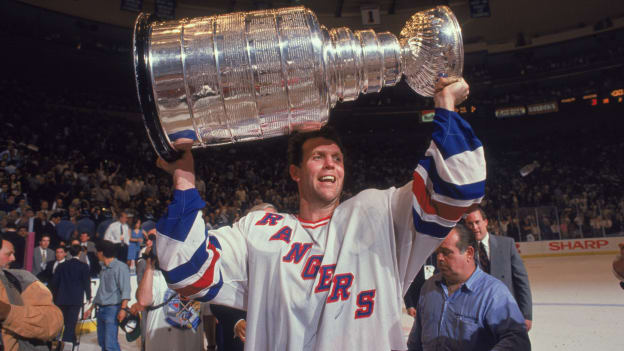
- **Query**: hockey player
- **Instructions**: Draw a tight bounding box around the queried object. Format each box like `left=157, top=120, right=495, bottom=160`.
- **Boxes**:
left=155, top=77, right=485, bottom=350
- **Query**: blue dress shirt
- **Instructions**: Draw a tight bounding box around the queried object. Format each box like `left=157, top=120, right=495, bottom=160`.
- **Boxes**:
left=93, top=258, right=131, bottom=306
left=407, top=266, right=530, bottom=351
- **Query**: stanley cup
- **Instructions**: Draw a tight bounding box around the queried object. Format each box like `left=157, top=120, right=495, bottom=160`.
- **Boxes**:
left=133, top=6, right=463, bottom=161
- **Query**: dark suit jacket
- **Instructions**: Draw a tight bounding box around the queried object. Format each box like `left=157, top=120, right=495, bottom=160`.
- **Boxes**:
left=210, top=304, right=246, bottom=351
left=42, top=222, right=61, bottom=248
left=50, top=258, right=91, bottom=306
left=404, top=267, right=425, bottom=309
left=487, top=234, right=532, bottom=320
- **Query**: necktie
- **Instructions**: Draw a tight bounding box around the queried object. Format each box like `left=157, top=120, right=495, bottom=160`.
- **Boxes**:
left=120, top=224, right=124, bottom=243
left=42, top=249, right=46, bottom=262
left=478, top=241, right=490, bottom=273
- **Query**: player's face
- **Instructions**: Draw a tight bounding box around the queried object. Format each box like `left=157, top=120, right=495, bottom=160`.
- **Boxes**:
left=435, top=229, right=474, bottom=285
left=290, top=137, right=344, bottom=207
left=465, top=210, right=488, bottom=241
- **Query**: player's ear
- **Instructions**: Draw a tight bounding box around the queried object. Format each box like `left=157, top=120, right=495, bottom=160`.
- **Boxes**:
left=289, top=164, right=301, bottom=182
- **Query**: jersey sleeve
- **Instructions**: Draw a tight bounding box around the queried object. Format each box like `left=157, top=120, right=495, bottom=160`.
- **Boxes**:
left=392, top=108, right=486, bottom=294
left=155, top=189, right=249, bottom=309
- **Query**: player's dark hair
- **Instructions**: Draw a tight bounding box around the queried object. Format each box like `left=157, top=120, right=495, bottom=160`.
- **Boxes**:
left=466, top=206, right=488, bottom=220
left=68, top=245, right=81, bottom=257
left=96, top=240, right=117, bottom=258
left=56, top=246, right=68, bottom=253
left=287, top=126, right=345, bottom=167
left=454, top=224, right=476, bottom=254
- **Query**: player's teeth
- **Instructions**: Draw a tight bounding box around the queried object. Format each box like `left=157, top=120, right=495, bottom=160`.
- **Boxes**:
left=320, top=176, right=335, bottom=182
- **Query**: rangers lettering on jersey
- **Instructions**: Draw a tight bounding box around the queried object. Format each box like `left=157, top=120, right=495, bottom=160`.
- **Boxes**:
left=156, top=108, right=486, bottom=350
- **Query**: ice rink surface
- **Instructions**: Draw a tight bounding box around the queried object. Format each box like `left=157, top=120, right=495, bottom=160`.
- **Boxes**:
left=75, top=254, right=623, bottom=350
left=521, top=254, right=623, bottom=350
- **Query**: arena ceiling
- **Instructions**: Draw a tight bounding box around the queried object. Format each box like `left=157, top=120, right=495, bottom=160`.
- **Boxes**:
left=15, top=0, right=624, bottom=46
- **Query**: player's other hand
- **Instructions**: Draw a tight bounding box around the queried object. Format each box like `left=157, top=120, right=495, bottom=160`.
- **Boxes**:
left=156, top=138, right=196, bottom=191
left=234, top=319, right=247, bottom=342
left=433, top=77, right=469, bottom=111
left=156, top=138, right=194, bottom=174
left=407, top=307, right=417, bottom=317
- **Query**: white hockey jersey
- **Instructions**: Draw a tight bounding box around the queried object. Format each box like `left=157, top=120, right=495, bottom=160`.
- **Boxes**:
left=156, top=109, right=486, bottom=350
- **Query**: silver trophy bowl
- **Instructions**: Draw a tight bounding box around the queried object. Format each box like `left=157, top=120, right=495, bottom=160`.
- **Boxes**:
left=133, top=6, right=463, bottom=161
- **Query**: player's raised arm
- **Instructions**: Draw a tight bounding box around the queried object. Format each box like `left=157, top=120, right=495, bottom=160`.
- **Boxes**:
left=155, top=138, right=248, bottom=307
left=392, top=78, right=486, bottom=292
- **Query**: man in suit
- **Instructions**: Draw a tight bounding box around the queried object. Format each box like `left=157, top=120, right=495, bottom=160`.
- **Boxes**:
left=465, top=207, right=533, bottom=331
left=42, top=213, right=62, bottom=249
left=37, top=246, right=67, bottom=285
left=78, top=232, right=97, bottom=254
left=32, top=234, right=55, bottom=276
left=103, top=211, right=130, bottom=263
left=50, top=245, right=91, bottom=349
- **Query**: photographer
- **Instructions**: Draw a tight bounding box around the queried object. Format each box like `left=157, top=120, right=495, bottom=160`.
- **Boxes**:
left=136, top=236, right=205, bottom=351
left=0, top=233, right=63, bottom=350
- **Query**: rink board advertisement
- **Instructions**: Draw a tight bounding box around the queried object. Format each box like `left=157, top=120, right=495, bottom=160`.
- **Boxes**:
left=517, top=236, right=623, bottom=257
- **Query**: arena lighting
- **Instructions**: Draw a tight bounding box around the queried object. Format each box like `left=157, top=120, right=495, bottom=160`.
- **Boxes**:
left=602, top=98, right=610, bottom=104
left=458, top=106, right=467, bottom=113
left=527, top=101, right=558, bottom=115
left=611, top=89, right=624, bottom=97
left=619, top=97, right=623, bottom=103
left=470, top=106, right=476, bottom=113
left=495, top=106, right=526, bottom=118
left=583, top=93, right=598, bottom=100
left=591, top=98, right=598, bottom=106
left=560, top=97, right=576, bottom=103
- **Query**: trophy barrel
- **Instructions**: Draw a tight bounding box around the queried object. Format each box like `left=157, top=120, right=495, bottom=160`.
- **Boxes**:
left=133, top=7, right=329, bottom=162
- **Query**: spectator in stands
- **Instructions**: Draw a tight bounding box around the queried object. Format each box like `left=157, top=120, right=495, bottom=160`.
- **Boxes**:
left=79, top=231, right=96, bottom=253
left=32, top=234, right=54, bottom=276
left=42, top=212, right=62, bottom=249
left=0, top=194, right=17, bottom=213
left=103, top=211, right=130, bottom=263
left=0, top=233, right=64, bottom=350
left=127, top=218, right=144, bottom=272
left=407, top=225, right=530, bottom=351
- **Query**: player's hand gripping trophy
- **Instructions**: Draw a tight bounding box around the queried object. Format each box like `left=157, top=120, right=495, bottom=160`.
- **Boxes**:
left=133, top=5, right=463, bottom=161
